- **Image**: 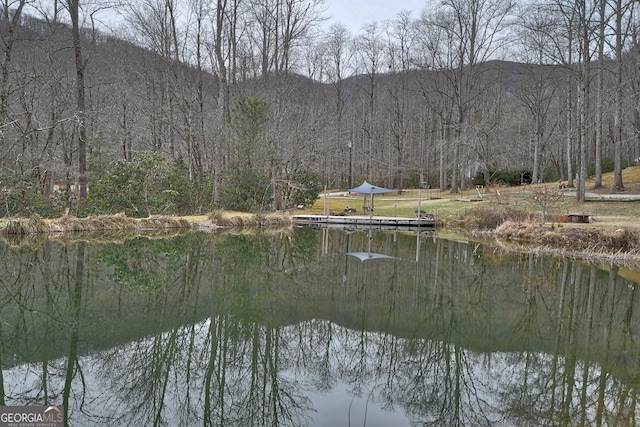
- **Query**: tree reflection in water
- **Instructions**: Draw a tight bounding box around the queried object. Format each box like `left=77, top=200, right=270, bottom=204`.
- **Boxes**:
left=0, top=229, right=638, bottom=426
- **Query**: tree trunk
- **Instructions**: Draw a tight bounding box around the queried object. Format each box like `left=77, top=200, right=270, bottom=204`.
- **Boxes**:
left=593, top=0, right=606, bottom=189
left=577, top=0, right=590, bottom=203
left=67, top=0, right=87, bottom=199
left=613, top=0, right=625, bottom=190
left=566, top=81, right=573, bottom=188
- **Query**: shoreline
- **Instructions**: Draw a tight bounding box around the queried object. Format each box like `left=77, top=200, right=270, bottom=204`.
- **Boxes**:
left=3, top=211, right=640, bottom=269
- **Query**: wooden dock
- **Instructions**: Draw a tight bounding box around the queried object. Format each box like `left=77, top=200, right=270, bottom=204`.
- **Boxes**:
left=293, top=214, right=436, bottom=230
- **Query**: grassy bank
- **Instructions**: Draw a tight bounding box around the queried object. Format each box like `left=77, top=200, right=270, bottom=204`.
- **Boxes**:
left=305, top=186, right=637, bottom=226
left=3, top=166, right=640, bottom=266
left=306, top=166, right=640, bottom=229
left=0, top=213, right=193, bottom=235
left=0, top=211, right=294, bottom=235
left=302, top=171, right=640, bottom=266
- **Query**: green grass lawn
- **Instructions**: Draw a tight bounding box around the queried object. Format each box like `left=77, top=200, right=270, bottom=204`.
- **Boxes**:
left=304, top=168, right=640, bottom=225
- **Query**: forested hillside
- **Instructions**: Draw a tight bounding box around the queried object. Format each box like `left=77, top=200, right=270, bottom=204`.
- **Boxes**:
left=0, top=0, right=638, bottom=217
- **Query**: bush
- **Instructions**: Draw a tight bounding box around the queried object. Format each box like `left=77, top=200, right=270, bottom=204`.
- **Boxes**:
left=88, top=151, right=197, bottom=217
left=589, top=157, right=618, bottom=176
left=403, top=171, right=438, bottom=190
left=448, top=207, right=533, bottom=230
left=0, top=175, right=65, bottom=218
left=217, top=165, right=271, bottom=212
left=282, top=170, right=322, bottom=208
left=604, top=228, right=640, bottom=252
left=474, top=169, right=530, bottom=186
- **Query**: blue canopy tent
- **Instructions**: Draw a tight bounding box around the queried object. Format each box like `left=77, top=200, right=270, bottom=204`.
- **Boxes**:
left=347, top=181, right=394, bottom=216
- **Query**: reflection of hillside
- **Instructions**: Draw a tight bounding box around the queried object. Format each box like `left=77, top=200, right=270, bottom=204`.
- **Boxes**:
left=3, top=317, right=636, bottom=426
left=0, top=228, right=639, bottom=384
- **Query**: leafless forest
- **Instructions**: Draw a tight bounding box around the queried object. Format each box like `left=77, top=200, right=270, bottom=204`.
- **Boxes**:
left=1, top=0, right=639, bottom=215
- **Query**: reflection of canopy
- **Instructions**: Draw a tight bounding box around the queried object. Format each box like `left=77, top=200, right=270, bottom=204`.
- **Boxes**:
left=347, top=181, right=394, bottom=195
left=346, top=252, right=398, bottom=262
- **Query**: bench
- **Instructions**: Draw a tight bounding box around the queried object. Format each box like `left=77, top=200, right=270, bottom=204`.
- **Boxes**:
left=558, top=214, right=590, bottom=223
left=568, top=214, right=590, bottom=223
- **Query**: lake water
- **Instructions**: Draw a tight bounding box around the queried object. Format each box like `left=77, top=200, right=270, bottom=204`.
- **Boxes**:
left=0, top=227, right=639, bottom=426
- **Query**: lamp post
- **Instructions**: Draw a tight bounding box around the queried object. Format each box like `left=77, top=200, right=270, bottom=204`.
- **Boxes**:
left=362, top=127, right=371, bottom=181
left=348, top=141, right=353, bottom=189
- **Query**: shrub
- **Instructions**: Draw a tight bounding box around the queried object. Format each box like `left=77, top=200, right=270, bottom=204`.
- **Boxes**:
left=604, top=229, right=640, bottom=251
left=0, top=175, right=64, bottom=218
left=89, top=152, right=197, bottom=217
left=282, top=170, right=322, bottom=208
left=448, top=207, right=532, bottom=230
left=218, top=165, right=271, bottom=212
left=474, top=169, right=531, bottom=186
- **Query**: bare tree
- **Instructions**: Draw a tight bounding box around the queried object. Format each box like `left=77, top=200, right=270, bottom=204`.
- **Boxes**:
left=212, top=0, right=231, bottom=124
left=575, top=0, right=595, bottom=202
left=610, top=0, right=636, bottom=191
left=630, top=7, right=640, bottom=164
left=247, top=0, right=326, bottom=79
left=0, top=0, right=27, bottom=123
left=322, top=23, right=353, bottom=186
left=536, top=1, right=584, bottom=195
left=65, top=0, right=88, bottom=199
left=548, top=0, right=602, bottom=201
left=383, top=11, right=414, bottom=190
left=0, top=0, right=31, bottom=180
left=417, top=0, right=516, bottom=193
left=323, top=23, right=351, bottom=122
left=516, top=3, right=562, bottom=184
left=124, top=0, right=197, bottom=166
left=277, top=0, right=326, bottom=73
left=352, top=25, right=381, bottom=184
left=593, top=0, right=606, bottom=189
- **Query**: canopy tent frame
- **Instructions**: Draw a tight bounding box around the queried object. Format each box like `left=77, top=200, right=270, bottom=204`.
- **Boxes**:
left=347, top=181, right=394, bottom=217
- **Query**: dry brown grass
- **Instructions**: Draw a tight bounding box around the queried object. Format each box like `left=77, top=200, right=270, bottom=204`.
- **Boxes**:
left=258, top=212, right=293, bottom=228
left=495, top=221, right=640, bottom=268
left=3, top=215, right=49, bottom=235
left=206, top=209, right=292, bottom=229
left=140, top=215, right=191, bottom=230
left=1, top=213, right=193, bottom=235
left=445, top=207, right=535, bottom=231
left=587, top=164, right=640, bottom=188
left=0, top=210, right=293, bottom=235
left=496, top=221, right=640, bottom=252
left=448, top=201, right=640, bottom=265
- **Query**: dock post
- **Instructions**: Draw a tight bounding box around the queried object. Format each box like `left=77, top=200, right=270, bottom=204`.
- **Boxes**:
left=323, top=185, right=328, bottom=216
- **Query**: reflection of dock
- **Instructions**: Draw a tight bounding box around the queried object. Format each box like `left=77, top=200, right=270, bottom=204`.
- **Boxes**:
left=293, top=214, right=436, bottom=229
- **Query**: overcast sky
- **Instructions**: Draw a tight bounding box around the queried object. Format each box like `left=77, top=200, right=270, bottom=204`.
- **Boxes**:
left=325, top=0, right=428, bottom=34
left=23, top=0, right=431, bottom=38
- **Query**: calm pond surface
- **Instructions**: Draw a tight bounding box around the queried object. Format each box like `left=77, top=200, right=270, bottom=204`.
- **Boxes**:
left=1, top=227, right=639, bottom=426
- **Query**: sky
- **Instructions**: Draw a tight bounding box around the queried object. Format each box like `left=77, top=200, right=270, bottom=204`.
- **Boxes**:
left=325, top=0, right=428, bottom=34
left=22, top=0, right=431, bottom=38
